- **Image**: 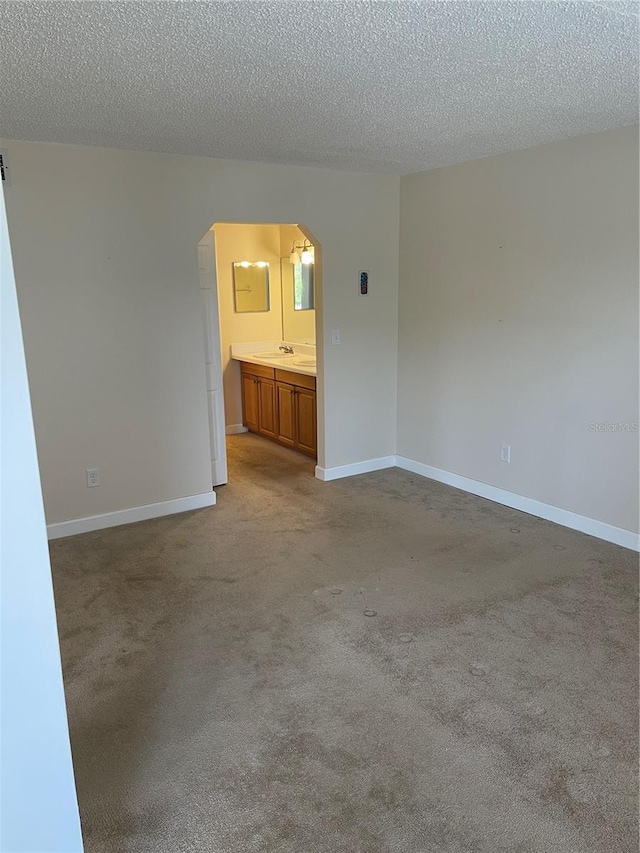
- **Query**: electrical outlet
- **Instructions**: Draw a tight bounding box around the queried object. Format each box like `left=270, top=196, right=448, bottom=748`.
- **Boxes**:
left=500, top=444, right=511, bottom=464
left=86, top=468, right=101, bottom=487
left=331, top=330, right=341, bottom=345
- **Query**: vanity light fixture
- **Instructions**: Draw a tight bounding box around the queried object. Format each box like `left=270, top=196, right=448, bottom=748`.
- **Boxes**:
left=238, top=260, right=268, bottom=268
left=290, top=240, right=314, bottom=265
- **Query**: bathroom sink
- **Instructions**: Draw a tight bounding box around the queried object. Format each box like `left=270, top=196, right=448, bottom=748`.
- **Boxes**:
left=253, top=351, right=295, bottom=359
left=293, top=357, right=317, bottom=367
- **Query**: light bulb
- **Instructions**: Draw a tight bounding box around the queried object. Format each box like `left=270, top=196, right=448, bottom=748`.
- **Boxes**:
left=300, top=247, right=313, bottom=264
left=239, top=261, right=250, bottom=268
left=290, top=250, right=301, bottom=264
left=256, top=261, right=267, bottom=268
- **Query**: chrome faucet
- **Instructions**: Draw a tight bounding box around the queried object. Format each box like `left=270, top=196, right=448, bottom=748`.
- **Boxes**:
left=279, top=345, right=294, bottom=354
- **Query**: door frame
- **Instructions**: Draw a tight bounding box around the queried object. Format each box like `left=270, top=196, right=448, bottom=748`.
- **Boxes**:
left=198, top=221, right=325, bottom=478
left=197, top=230, right=228, bottom=486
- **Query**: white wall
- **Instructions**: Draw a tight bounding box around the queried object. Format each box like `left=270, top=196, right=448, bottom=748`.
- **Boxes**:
left=0, top=187, right=83, bottom=849
left=6, top=129, right=634, bottom=540
left=214, top=223, right=284, bottom=428
left=397, top=125, right=639, bottom=534
left=1, top=140, right=400, bottom=524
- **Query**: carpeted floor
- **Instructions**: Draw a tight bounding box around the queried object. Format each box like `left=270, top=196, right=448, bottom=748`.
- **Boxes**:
left=50, top=433, right=638, bottom=853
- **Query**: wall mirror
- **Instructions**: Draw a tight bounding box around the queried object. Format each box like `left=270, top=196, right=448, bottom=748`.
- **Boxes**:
left=233, top=262, right=270, bottom=312
left=280, top=258, right=316, bottom=345
left=293, top=263, right=314, bottom=311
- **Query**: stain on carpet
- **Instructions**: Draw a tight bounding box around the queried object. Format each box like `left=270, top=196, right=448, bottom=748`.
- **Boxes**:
left=50, top=434, right=638, bottom=853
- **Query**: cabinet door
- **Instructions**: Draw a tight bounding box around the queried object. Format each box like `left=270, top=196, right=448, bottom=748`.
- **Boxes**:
left=276, top=382, right=296, bottom=447
left=241, top=373, right=259, bottom=432
left=295, top=386, right=317, bottom=457
left=258, top=378, right=277, bottom=438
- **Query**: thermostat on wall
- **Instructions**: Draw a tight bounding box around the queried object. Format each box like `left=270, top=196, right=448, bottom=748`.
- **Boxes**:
left=358, top=271, right=369, bottom=296
left=0, top=149, right=11, bottom=185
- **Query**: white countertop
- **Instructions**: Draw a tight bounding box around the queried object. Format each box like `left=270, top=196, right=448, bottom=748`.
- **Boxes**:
left=230, top=342, right=317, bottom=377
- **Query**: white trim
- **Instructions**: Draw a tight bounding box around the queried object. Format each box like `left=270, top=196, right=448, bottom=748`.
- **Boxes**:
left=47, top=492, right=216, bottom=540
left=395, top=456, right=639, bottom=552
left=226, top=423, right=249, bottom=435
left=315, top=456, right=396, bottom=482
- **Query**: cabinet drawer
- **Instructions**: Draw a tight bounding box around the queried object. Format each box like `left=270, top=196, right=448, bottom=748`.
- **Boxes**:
left=275, top=368, right=316, bottom=390
left=240, top=362, right=276, bottom=380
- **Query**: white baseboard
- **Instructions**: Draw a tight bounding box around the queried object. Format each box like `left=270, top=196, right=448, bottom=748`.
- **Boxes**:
left=315, top=456, right=396, bottom=482
left=47, top=491, right=217, bottom=540
left=226, top=424, right=249, bottom=435
left=395, top=456, right=639, bottom=552
left=46, top=456, right=638, bottom=551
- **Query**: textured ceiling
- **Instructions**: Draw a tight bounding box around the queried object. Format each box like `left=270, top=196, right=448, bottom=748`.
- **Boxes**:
left=0, top=1, right=637, bottom=174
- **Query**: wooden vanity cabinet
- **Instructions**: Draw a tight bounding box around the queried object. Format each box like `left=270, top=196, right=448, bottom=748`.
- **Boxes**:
left=294, top=385, right=317, bottom=456
left=240, top=362, right=317, bottom=458
left=276, top=382, right=296, bottom=448
left=240, top=363, right=276, bottom=437
left=257, top=377, right=277, bottom=438
left=241, top=372, right=259, bottom=432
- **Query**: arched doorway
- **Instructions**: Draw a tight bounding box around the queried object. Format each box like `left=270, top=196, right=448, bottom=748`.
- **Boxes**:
left=197, top=222, right=323, bottom=487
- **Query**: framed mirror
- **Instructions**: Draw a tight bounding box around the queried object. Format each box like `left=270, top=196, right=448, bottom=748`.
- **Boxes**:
left=233, top=262, right=270, bottom=312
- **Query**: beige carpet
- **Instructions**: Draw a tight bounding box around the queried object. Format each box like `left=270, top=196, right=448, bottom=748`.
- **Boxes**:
left=50, top=434, right=638, bottom=853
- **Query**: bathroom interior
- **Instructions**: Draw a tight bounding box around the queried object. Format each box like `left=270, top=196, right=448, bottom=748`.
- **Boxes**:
left=211, top=222, right=318, bottom=471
